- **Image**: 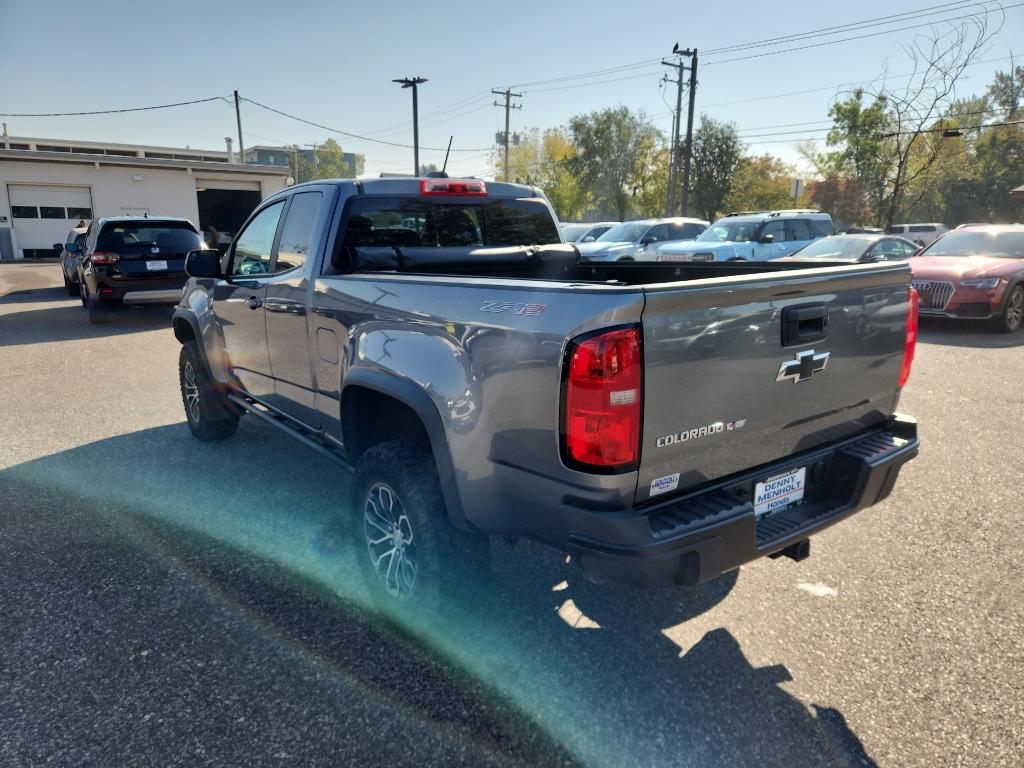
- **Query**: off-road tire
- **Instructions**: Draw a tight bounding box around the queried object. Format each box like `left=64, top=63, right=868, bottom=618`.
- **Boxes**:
left=351, top=438, right=490, bottom=619
left=178, top=341, right=239, bottom=441
left=994, top=284, right=1024, bottom=334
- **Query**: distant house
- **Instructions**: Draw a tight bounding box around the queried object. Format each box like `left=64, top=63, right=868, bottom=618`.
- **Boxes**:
left=1012, top=184, right=1024, bottom=201
left=0, top=136, right=287, bottom=259
left=242, top=145, right=359, bottom=175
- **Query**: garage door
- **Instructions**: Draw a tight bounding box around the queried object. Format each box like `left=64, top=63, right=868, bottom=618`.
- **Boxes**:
left=8, top=184, right=94, bottom=258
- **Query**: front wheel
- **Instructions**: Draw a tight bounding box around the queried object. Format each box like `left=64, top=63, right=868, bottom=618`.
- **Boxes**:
left=178, top=341, right=239, bottom=441
left=351, top=438, right=489, bottom=618
left=994, top=285, right=1024, bottom=333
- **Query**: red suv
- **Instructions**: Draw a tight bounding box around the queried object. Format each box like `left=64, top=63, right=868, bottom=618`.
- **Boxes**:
left=909, top=224, right=1024, bottom=333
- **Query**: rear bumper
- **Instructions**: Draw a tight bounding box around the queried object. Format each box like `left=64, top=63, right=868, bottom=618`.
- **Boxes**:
left=84, top=272, right=187, bottom=306
left=567, top=415, right=919, bottom=587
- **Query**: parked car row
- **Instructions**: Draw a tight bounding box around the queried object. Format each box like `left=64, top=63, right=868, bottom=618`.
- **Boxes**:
left=55, top=197, right=1022, bottom=336
left=576, top=217, right=709, bottom=261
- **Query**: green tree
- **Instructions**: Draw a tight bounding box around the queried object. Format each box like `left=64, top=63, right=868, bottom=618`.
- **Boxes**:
left=689, top=115, right=742, bottom=221
left=987, top=64, right=1024, bottom=118
left=821, top=89, right=891, bottom=222
left=724, top=153, right=795, bottom=214
left=566, top=106, right=663, bottom=220
left=489, top=128, right=586, bottom=219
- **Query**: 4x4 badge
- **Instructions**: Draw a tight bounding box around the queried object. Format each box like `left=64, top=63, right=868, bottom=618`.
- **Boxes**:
left=776, top=349, right=830, bottom=383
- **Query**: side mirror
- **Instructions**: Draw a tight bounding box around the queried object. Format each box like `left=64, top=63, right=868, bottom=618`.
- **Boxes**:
left=641, top=236, right=656, bottom=246
left=185, top=249, right=222, bottom=278
left=52, top=243, right=64, bottom=254
left=758, top=234, right=775, bottom=244
left=582, top=235, right=596, bottom=243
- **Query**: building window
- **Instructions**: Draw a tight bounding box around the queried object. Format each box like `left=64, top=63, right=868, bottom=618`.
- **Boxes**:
left=67, top=207, right=93, bottom=220
left=37, top=144, right=71, bottom=152
left=7, top=142, right=29, bottom=150
left=40, top=206, right=66, bottom=219
left=11, top=206, right=38, bottom=218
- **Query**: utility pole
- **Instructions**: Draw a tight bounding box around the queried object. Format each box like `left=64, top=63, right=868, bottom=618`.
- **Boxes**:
left=393, top=77, right=428, bottom=175
left=233, top=90, right=245, bottom=164
left=680, top=48, right=698, bottom=217
left=661, top=53, right=686, bottom=216
left=492, top=88, right=522, bottom=182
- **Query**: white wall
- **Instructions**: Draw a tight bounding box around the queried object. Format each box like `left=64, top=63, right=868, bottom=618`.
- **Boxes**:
left=0, top=159, right=287, bottom=258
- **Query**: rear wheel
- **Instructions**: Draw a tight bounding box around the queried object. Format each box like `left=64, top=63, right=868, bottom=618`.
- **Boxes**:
left=178, top=341, right=239, bottom=441
left=351, top=438, right=489, bottom=619
left=994, top=285, right=1024, bottom=333
left=83, top=287, right=109, bottom=325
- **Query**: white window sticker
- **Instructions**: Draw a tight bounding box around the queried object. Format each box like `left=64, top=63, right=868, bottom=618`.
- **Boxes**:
left=650, top=473, right=680, bottom=496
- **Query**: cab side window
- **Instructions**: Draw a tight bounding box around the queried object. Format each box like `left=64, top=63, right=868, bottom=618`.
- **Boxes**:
left=786, top=219, right=812, bottom=242
left=232, top=201, right=285, bottom=277
left=812, top=219, right=834, bottom=237
left=275, top=192, right=323, bottom=273
left=760, top=220, right=786, bottom=241
left=645, top=224, right=671, bottom=243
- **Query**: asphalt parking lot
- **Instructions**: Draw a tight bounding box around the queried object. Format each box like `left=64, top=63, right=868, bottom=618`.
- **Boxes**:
left=1, top=261, right=1021, bottom=768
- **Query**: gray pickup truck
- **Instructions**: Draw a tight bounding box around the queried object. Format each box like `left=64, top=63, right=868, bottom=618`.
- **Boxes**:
left=172, top=177, right=920, bottom=611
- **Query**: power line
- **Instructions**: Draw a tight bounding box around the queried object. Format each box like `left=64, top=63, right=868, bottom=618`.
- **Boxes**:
left=704, top=4, right=1023, bottom=67
left=239, top=96, right=492, bottom=152
left=0, top=96, right=230, bottom=117
left=526, top=68, right=664, bottom=94
left=701, top=54, right=1018, bottom=109
left=703, top=0, right=1000, bottom=57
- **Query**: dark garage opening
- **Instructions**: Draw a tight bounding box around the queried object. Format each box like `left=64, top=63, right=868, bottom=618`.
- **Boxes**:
left=196, top=188, right=261, bottom=254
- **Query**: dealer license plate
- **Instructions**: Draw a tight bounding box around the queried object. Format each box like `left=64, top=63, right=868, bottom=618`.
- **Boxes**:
left=754, top=466, right=806, bottom=518
left=146, top=260, right=168, bottom=271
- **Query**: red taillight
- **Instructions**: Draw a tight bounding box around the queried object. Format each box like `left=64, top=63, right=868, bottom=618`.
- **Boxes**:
left=420, top=178, right=487, bottom=196
left=563, top=326, right=642, bottom=469
left=91, top=251, right=119, bottom=265
left=898, top=286, right=919, bottom=388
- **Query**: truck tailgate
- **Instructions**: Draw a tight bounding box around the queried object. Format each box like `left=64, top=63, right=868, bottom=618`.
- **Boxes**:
left=636, top=263, right=911, bottom=504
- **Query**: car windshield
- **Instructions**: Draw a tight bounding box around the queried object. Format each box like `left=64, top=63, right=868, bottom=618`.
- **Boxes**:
left=921, top=230, right=1024, bottom=259
left=789, top=236, right=872, bottom=260
left=560, top=224, right=588, bottom=241
left=597, top=222, right=649, bottom=242
left=698, top=220, right=758, bottom=242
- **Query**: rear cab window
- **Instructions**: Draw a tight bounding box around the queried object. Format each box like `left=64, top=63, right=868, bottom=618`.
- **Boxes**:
left=336, top=196, right=559, bottom=270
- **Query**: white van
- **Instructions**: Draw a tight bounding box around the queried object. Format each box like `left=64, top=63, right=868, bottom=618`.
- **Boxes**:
left=886, top=223, right=948, bottom=247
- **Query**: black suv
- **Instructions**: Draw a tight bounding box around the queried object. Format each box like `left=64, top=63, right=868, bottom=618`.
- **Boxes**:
left=78, top=217, right=204, bottom=323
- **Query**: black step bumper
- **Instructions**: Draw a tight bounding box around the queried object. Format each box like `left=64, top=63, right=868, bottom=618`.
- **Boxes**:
left=568, top=415, right=919, bottom=587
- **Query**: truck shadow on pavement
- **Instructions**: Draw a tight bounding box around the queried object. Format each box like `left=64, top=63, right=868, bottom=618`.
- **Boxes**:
left=0, top=295, right=172, bottom=346
left=918, top=317, right=1023, bottom=348
left=1, top=419, right=877, bottom=768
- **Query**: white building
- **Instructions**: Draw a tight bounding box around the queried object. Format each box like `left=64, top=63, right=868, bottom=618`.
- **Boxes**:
left=0, top=136, right=290, bottom=259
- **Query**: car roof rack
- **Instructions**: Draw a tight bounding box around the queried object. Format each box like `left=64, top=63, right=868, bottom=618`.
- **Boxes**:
left=723, top=209, right=822, bottom=218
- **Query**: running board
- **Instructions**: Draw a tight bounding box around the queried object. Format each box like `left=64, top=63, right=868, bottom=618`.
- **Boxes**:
left=227, top=393, right=353, bottom=473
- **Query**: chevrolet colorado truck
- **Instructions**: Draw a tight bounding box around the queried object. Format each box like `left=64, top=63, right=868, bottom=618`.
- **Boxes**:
left=172, top=177, right=920, bottom=611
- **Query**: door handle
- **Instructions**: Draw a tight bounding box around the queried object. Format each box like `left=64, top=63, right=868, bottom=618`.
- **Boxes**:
left=247, top=296, right=263, bottom=310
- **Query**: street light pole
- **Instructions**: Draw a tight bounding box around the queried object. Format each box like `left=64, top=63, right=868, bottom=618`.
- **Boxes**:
left=393, top=77, right=428, bottom=175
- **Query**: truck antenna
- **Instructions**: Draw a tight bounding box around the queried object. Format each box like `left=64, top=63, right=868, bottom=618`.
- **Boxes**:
left=441, top=135, right=453, bottom=176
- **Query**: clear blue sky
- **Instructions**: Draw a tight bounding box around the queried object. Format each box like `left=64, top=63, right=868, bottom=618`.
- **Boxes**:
left=1, top=0, right=1019, bottom=178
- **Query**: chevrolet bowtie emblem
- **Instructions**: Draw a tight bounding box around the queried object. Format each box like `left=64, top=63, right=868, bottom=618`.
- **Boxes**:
left=776, top=349, right=830, bottom=383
